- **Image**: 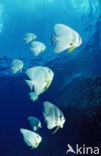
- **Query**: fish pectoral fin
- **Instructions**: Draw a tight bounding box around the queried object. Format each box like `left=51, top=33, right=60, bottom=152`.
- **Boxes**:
left=35, top=142, right=39, bottom=148
left=31, top=146, right=34, bottom=150
left=41, top=48, right=44, bottom=53
left=45, top=81, right=51, bottom=90
left=19, top=68, right=22, bottom=72
left=68, top=46, right=77, bottom=53
left=52, top=126, right=60, bottom=135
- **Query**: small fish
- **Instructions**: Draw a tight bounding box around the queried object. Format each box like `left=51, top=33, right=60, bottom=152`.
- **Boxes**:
left=43, top=101, right=65, bottom=134
left=30, top=41, right=46, bottom=56
left=23, top=33, right=37, bottom=44
left=11, top=59, right=24, bottom=74
left=25, top=66, right=54, bottom=102
left=51, top=24, right=82, bottom=54
left=27, top=116, right=42, bottom=131
left=20, top=128, right=42, bottom=149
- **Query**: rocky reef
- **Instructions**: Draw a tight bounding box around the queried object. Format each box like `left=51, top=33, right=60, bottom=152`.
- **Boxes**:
left=57, top=74, right=101, bottom=146
left=0, top=74, right=101, bottom=156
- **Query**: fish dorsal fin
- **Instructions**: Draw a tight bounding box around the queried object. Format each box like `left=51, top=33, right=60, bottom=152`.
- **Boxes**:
left=26, top=67, right=44, bottom=80
left=54, top=24, right=71, bottom=36
left=44, top=101, right=61, bottom=116
left=31, top=41, right=41, bottom=47
left=26, top=67, right=37, bottom=80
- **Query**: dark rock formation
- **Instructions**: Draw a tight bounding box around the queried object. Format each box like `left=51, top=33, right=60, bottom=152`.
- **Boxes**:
left=57, top=74, right=101, bottom=146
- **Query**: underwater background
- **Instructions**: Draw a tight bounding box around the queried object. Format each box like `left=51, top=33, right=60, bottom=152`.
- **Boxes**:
left=0, top=0, right=101, bottom=155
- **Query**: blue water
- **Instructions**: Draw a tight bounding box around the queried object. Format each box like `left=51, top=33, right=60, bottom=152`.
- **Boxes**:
left=0, top=0, right=101, bottom=155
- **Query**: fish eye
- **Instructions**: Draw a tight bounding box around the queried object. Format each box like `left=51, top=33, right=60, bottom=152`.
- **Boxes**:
left=70, top=43, right=73, bottom=45
left=37, top=136, right=39, bottom=139
left=60, top=114, right=62, bottom=119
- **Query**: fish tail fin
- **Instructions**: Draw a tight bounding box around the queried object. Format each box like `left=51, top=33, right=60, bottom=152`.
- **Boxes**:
left=51, top=34, right=56, bottom=46
left=52, top=126, right=60, bottom=135
left=28, top=92, right=38, bottom=102
left=25, top=80, right=34, bottom=91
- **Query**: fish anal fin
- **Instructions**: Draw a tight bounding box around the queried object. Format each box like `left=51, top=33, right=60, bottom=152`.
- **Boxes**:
left=25, top=80, right=34, bottom=91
